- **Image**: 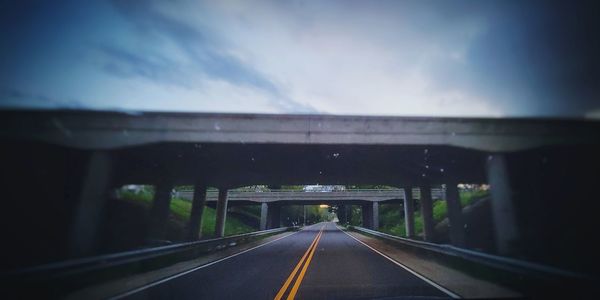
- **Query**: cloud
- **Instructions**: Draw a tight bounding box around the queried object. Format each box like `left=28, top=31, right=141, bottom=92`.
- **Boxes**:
left=104, top=0, right=316, bottom=113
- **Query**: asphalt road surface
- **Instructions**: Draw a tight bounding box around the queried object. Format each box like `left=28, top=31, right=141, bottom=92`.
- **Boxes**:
left=119, top=222, right=455, bottom=300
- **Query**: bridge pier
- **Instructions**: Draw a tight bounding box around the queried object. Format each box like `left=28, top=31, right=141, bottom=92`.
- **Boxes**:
left=362, top=203, right=374, bottom=229
left=214, top=188, right=229, bottom=238
left=260, top=203, right=268, bottom=230
left=445, top=183, right=466, bottom=247
left=148, top=182, right=175, bottom=242
left=267, top=203, right=281, bottom=229
left=402, top=187, right=415, bottom=238
left=187, top=184, right=207, bottom=240
left=419, top=186, right=435, bottom=242
left=68, top=151, right=113, bottom=256
left=486, top=154, right=519, bottom=255
left=337, top=204, right=348, bottom=224
left=372, top=202, right=379, bottom=230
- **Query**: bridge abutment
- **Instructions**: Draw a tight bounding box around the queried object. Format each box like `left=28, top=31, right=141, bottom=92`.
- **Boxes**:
left=372, top=202, right=379, bottom=230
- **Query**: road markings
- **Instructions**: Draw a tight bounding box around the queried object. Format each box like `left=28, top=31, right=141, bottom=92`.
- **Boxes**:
left=111, top=230, right=301, bottom=300
left=338, top=226, right=461, bottom=299
left=286, top=227, right=323, bottom=300
left=274, top=225, right=325, bottom=300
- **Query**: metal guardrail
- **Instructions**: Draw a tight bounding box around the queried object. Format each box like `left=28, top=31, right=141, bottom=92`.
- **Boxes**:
left=350, top=226, right=595, bottom=281
left=174, top=188, right=447, bottom=202
left=4, top=227, right=290, bottom=285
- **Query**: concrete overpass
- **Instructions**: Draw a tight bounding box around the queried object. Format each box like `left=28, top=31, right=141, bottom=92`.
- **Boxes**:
left=1, top=110, right=600, bottom=276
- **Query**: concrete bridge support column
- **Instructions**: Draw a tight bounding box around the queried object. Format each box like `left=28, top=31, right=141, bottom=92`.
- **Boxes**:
left=402, top=187, right=415, bottom=238
left=186, top=184, right=207, bottom=240
left=148, top=182, right=175, bottom=242
left=260, top=203, right=268, bottom=230
left=337, top=204, right=347, bottom=224
left=419, top=186, right=435, bottom=242
left=487, top=154, right=519, bottom=255
left=215, top=188, right=229, bottom=238
left=69, top=151, right=113, bottom=256
left=445, top=183, right=466, bottom=247
left=362, top=204, right=374, bottom=229
left=372, top=202, right=379, bottom=230
left=267, top=203, right=281, bottom=229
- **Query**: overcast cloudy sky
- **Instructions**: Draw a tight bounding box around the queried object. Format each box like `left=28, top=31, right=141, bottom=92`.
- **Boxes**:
left=1, top=0, right=599, bottom=118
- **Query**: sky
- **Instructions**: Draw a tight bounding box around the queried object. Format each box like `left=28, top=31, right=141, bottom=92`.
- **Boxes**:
left=0, top=0, right=599, bottom=118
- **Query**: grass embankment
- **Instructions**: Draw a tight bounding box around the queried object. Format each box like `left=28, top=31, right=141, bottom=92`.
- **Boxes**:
left=380, top=189, right=489, bottom=237
left=118, top=190, right=255, bottom=238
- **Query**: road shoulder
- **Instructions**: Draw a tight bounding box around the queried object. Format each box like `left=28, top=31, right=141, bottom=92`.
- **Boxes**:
left=344, top=228, right=521, bottom=298
left=66, top=231, right=296, bottom=300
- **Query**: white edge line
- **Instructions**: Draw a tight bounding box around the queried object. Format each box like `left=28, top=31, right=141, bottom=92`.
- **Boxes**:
left=110, top=229, right=304, bottom=300
left=337, top=226, right=461, bottom=299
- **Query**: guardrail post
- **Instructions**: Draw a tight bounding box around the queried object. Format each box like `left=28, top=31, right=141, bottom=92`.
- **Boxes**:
left=402, top=187, right=415, bottom=238
left=260, top=202, right=268, bottom=230
left=487, top=154, right=519, bottom=255
left=419, top=186, right=435, bottom=242
left=215, top=188, right=229, bottom=238
left=446, top=183, right=466, bottom=247
left=148, top=181, right=175, bottom=242
left=68, top=150, right=113, bottom=257
left=187, top=183, right=207, bottom=240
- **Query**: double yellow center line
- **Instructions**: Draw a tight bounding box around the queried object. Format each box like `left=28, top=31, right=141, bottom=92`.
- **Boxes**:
left=274, top=225, right=325, bottom=300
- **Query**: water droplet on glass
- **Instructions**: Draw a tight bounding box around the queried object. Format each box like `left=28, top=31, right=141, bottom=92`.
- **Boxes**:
left=487, top=155, right=493, bottom=161
left=333, top=153, right=340, bottom=158
left=319, top=171, right=323, bottom=175
left=425, top=165, right=429, bottom=169
left=424, top=149, right=429, bottom=154
left=422, top=173, right=426, bottom=177
left=451, top=132, right=456, bottom=136
left=214, top=123, right=221, bottom=131
left=251, top=157, right=255, bottom=162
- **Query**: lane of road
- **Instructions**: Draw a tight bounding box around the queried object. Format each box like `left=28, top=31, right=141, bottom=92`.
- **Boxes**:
left=119, top=222, right=454, bottom=299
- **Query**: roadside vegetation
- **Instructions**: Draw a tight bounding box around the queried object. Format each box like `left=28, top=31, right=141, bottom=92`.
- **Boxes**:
left=378, top=188, right=489, bottom=237
left=117, top=187, right=255, bottom=238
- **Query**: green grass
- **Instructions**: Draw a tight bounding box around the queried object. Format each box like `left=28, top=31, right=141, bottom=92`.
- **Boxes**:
left=117, top=189, right=255, bottom=238
left=379, top=189, right=489, bottom=238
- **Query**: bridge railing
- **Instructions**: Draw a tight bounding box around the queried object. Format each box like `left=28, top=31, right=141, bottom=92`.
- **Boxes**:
left=173, top=188, right=446, bottom=202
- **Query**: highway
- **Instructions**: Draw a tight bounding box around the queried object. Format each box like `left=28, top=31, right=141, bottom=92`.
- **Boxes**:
left=118, top=222, right=455, bottom=299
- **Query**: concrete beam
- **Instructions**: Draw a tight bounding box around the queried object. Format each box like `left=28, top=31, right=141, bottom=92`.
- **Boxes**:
left=260, top=203, right=268, bottom=231
left=187, top=183, right=207, bottom=240
left=420, top=186, right=435, bottom=242
left=445, top=183, right=466, bottom=247
left=148, top=182, right=174, bottom=242
left=214, top=188, right=229, bottom=238
left=487, top=154, right=519, bottom=255
left=402, top=187, right=415, bottom=238
left=68, top=151, right=113, bottom=257
left=6, top=110, right=599, bottom=152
